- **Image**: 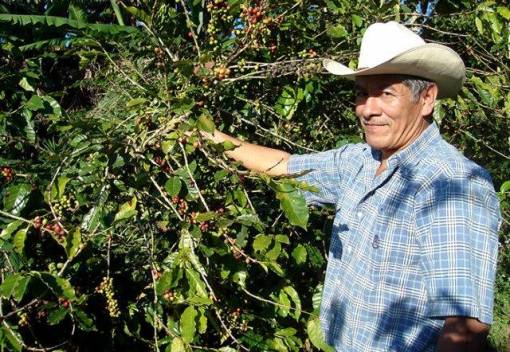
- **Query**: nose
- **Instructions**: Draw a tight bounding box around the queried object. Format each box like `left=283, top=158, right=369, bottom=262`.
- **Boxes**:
left=358, top=95, right=382, bottom=120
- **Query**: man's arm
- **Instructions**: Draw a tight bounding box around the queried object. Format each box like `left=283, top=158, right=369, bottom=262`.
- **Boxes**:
left=204, top=130, right=290, bottom=176
left=437, top=317, right=490, bottom=352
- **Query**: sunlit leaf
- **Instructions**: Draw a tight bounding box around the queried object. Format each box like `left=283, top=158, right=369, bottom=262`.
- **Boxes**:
left=307, top=317, right=335, bottom=352
left=180, top=306, right=197, bottom=343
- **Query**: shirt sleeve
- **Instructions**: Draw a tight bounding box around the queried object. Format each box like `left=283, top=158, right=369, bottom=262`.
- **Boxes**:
left=414, top=170, right=501, bottom=324
left=287, top=145, right=351, bottom=206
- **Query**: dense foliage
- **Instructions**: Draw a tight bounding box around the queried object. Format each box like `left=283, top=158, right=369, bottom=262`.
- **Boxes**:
left=0, top=0, right=509, bottom=351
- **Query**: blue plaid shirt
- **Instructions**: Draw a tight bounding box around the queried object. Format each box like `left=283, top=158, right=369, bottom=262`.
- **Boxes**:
left=288, top=123, right=500, bottom=352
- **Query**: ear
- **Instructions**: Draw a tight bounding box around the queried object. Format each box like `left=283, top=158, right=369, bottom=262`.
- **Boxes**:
left=420, top=83, right=438, bottom=117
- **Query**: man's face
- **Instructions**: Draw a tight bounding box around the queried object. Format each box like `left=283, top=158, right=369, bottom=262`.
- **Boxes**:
left=354, top=75, right=433, bottom=159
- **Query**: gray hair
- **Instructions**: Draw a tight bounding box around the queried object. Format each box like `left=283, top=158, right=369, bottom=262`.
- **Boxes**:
left=400, top=76, right=434, bottom=102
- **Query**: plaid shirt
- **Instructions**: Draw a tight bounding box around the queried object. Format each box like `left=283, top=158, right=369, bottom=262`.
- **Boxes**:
left=288, top=123, right=500, bottom=352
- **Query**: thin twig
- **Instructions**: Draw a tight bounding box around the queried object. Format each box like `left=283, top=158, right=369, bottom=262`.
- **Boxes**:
left=149, top=176, right=184, bottom=221
left=178, top=0, right=202, bottom=57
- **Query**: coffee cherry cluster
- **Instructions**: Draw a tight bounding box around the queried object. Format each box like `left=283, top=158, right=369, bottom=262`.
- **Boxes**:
left=18, top=312, right=29, bottom=327
left=214, top=65, right=231, bottom=80
left=1, top=166, right=13, bottom=182
left=59, top=297, right=70, bottom=309
left=53, top=194, right=78, bottom=218
left=162, top=289, right=175, bottom=302
left=239, top=3, right=274, bottom=50
left=97, top=276, right=120, bottom=318
left=171, top=196, right=188, bottom=216
left=199, top=221, right=209, bottom=232
left=44, top=222, right=65, bottom=242
left=206, top=0, right=233, bottom=46
left=154, top=155, right=171, bottom=173
left=33, top=216, right=42, bottom=231
left=242, top=5, right=264, bottom=25
left=230, top=307, right=241, bottom=320
left=298, top=48, right=318, bottom=58
left=154, top=47, right=166, bottom=69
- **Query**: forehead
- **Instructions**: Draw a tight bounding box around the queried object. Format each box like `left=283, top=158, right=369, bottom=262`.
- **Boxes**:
left=354, top=75, right=408, bottom=91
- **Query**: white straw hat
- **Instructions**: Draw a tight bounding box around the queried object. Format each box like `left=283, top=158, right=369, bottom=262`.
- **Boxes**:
left=323, top=21, right=465, bottom=99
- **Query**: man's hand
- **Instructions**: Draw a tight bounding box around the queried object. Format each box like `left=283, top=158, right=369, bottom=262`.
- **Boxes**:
left=202, top=130, right=290, bottom=176
left=437, top=316, right=489, bottom=352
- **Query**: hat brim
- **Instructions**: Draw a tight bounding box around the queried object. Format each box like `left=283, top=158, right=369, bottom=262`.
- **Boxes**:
left=323, top=43, right=465, bottom=99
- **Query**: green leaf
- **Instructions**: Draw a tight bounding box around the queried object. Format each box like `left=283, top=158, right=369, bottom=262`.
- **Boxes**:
left=180, top=306, right=198, bottom=343
left=277, top=290, right=290, bottom=317
left=65, top=228, right=82, bottom=259
left=0, top=273, right=30, bottom=302
left=232, top=271, right=247, bottom=288
left=25, top=95, right=45, bottom=111
left=23, top=109, right=36, bottom=144
left=194, top=212, right=216, bottom=222
left=32, top=272, right=76, bottom=300
left=253, top=234, right=272, bottom=253
left=1, top=220, right=24, bottom=241
left=185, top=268, right=208, bottom=298
left=1, top=325, right=23, bottom=352
left=351, top=14, right=363, bottom=27
left=275, top=234, right=289, bottom=244
left=291, top=244, right=307, bottom=265
left=306, top=244, right=324, bottom=268
left=68, top=4, right=87, bottom=22
left=170, top=337, right=187, bottom=352
left=275, top=183, right=309, bottom=229
left=19, top=77, right=35, bottom=92
left=13, top=227, right=28, bottom=254
left=0, top=14, right=136, bottom=34
left=497, top=6, right=510, bottom=19
left=307, top=317, right=335, bottom=352
left=49, top=176, right=70, bottom=201
left=275, top=86, right=304, bottom=120
left=276, top=327, right=297, bottom=337
left=47, top=308, right=68, bottom=325
left=41, top=95, right=62, bottom=117
left=266, top=241, right=281, bottom=261
left=165, top=177, right=182, bottom=197
left=81, top=206, right=103, bottom=232
left=327, top=23, right=348, bottom=38
left=3, top=183, right=32, bottom=216
left=126, top=97, right=147, bottom=108
left=114, top=196, right=138, bottom=222
left=74, top=309, right=96, bottom=331
left=197, top=113, right=216, bottom=133
left=197, top=308, right=207, bottom=334
left=500, top=180, right=510, bottom=193
left=283, top=286, right=301, bottom=320
left=312, top=284, right=323, bottom=311
left=475, top=17, right=484, bottom=35
left=124, top=6, right=153, bottom=26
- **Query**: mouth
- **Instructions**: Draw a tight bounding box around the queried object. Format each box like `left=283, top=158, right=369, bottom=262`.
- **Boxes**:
left=362, top=122, right=388, bottom=131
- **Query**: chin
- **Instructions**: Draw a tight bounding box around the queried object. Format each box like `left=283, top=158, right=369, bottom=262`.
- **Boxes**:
left=365, top=136, right=389, bottom=151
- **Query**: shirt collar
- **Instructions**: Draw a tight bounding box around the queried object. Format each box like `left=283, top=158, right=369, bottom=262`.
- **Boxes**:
left=366, top=122, right=441, bottom=169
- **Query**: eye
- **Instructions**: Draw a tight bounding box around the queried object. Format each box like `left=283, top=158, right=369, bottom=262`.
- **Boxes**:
left=382, top=90, right=394, bottom=97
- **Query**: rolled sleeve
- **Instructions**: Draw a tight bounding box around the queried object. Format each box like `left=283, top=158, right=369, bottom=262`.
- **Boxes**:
left=414, top=170, right=500, bottom=324
left=287, top=145, right=351, bottom=205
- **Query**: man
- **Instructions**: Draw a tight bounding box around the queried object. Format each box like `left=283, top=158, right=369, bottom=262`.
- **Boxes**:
left=206, top=22, right=500, bottom=351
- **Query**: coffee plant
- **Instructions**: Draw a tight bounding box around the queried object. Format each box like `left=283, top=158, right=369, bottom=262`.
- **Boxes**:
left=0, top=0, right=509, bottom=351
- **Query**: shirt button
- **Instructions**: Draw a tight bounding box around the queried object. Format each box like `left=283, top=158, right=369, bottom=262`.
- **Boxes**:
left=372, top=235, right=380, bottom=249
left=347, top=245, right=353, bottom=254
left=356, top=211, right=363, bottom=219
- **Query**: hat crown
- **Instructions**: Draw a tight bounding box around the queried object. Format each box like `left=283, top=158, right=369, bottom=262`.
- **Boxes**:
left=358, top=22, right=425, bottom=69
